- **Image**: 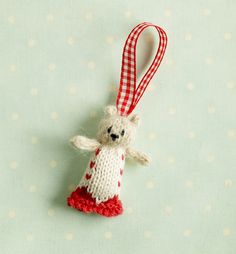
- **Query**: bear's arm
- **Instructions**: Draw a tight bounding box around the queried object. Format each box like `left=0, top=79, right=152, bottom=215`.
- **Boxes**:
left=126, top=147, right=150, bottom=166
left=70, top=135, right=101, bottom=151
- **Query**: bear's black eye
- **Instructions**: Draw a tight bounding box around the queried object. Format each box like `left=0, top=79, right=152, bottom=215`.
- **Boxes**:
left=121, top=129, right=125, bottom=136
left=107, top=126, right=112, bottom=133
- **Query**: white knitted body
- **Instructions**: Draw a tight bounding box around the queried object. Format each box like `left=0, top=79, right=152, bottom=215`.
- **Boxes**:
left=78, top=145, right=125, bottom=204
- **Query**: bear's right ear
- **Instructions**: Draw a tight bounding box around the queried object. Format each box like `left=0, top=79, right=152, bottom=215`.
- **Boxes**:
left=130, top=114, right=140, bottom=126
left=104, top=105, right=117, bottom=117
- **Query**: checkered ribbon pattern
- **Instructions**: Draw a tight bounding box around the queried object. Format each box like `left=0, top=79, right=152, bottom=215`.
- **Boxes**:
left=116, top=22, right=168, bottom=116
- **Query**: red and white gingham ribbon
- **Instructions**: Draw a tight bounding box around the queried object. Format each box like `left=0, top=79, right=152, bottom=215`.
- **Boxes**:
left=116, top=22, right=168, bottom=116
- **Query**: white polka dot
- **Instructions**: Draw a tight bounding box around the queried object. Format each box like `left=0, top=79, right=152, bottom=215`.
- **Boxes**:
left=49, top=160, right=58, bottom=168
left=126, top=207, right=134, bottom=214
left=8, top=210, right=16, bottom=218
left=109, top=85, right=118, bottom=93
left=48, top=63, right=56, bottom=71
left=10, top=161, right=18, bottom=169
left=9, top=64, right=17, bottom=72
left=168, top=107, right=176, bottom=115
left=106, top=36, right=115, bottom=45
left=223, top=228, right=231, bottom=236
left=27, top=39, right=36, bottom=48
left=65, top=233, right=74, bottom=240
left=50, top=112, right=59, bottom=120
left=48, top=208, right=55, bottom=217
left=124, top=11, right=132, bottom=18
left=185, top=33, right=192, bottom=41
left=68, top=85, right=77, bottom=95
left=26, top=234, right=34, bottom=241
left=8, top=15, right=16, bottom=24
left=147, top=84, right=156, bottom=92
left=185, top=180, right=193, bottom=188
left=148, top=132, right=157, bottom=141
left=207, top=154, right=215, bottom=162
left=224, top=32, right=232, bottom=40
left=164, top=206, right=173, bottom=215
left=226, top=81, right=235, bottom=89
left=224, top=179, right=233, bottom=188
left=145, top=34, right=154, bottom=44
left=165, top=58, right=174, bottom=65
left=205, top=204, right=212, bottom=213
left=11, top=113, right=20, bottom=121
left=85, top=12, right=93, bottom=21
left=31, top=136, right=39, bottom=144
left=46, top=14, right=55, bottom=22
left=164, top=9, right=172, bottom=17
left=188, top=131, right=196, bottom=139
left=183, top=229, right=192, bottom=237
left=89, top=110, right=97, bottom=118
left=186, top=82, right=195, bottom=91
left=167, top=156, right=175, bottom=164
left=205, top=205, right=212, bottom=213
left=144, top=230, right=152, bottom=239
left=30, top=88, right=39, bottom=96
left=67, top=36, right=76, bottom=45
left=208, top=105, right=216, bottom=114
left=227, top=129, right=236, bottom=139
left=29, top=185, right=37, bottom=193
left=202, top=8, right=211, bottom=16
left=205, top=57, right=213, bottom=65
left=87, top=61, right=96, bottom=70
left=146, top=181, right=155, bottom=189
left=104, top=231, right=112, bottom=240
left=68, top=183, right=76, bottom=192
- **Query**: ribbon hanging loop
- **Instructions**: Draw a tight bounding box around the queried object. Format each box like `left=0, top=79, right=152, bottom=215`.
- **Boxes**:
left=116, top=22, right=168, bottom=116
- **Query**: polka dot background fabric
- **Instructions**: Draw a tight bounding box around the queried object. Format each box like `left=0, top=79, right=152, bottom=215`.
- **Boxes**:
left=0, top=1, right=235, bottom=254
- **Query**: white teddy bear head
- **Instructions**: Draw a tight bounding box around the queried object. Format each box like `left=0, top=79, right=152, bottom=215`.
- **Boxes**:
left=97, top=105, right=139, bottom=147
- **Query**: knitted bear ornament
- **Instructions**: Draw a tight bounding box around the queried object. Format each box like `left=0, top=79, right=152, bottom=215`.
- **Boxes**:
left=67, top=22, right=167, bottom=217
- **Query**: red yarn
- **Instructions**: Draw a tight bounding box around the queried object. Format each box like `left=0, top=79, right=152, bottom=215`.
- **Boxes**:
left=67, top=187, right=123, bottom=217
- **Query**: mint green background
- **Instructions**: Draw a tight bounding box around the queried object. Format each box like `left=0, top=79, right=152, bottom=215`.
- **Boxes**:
left=0, top=1, right=236, bottom=254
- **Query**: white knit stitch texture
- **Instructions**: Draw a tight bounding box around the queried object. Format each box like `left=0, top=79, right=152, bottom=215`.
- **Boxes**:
left=71, top=105, right=149, bottom=204
left=79, top=146, right=125, bottom=203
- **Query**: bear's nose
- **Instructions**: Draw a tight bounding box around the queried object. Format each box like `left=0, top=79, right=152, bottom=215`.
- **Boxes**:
left=110, top=133, right=119, bottom=141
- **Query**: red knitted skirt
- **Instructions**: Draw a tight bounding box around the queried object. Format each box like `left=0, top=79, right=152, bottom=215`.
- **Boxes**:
left=67, top=187, right=123, bottom=217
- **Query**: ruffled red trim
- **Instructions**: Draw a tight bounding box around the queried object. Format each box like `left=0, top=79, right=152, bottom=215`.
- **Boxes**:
left=67, top=187, right=123, bottom=217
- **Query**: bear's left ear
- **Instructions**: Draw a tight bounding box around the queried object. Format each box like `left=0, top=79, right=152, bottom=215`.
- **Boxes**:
left=104, top=105, right=117, bottom=117
left=130, top=114, right=140, bottom=126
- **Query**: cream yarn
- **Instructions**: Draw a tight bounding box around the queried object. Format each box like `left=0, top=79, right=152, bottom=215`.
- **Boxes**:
left=71, top=105, right=150, bottom=203
left=79, top=145, right=125, bottom=203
